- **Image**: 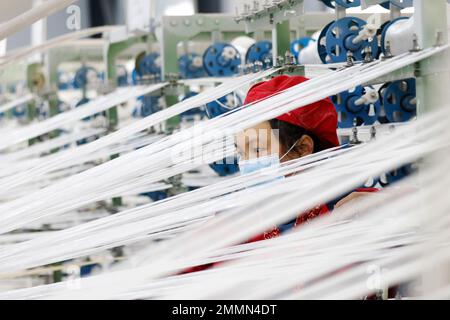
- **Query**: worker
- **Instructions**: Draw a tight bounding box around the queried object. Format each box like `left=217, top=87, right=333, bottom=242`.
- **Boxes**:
left=182, top=75, right=378, bottom=274
left=235, top=75, right=377, bottom=241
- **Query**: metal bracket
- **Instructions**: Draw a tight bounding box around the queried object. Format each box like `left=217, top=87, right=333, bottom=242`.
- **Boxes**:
left=235, top=0, right=305, bottom=33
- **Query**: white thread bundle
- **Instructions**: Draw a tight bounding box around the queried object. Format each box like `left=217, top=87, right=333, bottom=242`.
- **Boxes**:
left=0, top=94, right=35, bottom=114
left=0, top=47, right=445, bottom=236
left=0, top=107, right=448, bottom=299
left=0, top=46, right=446, bottom=298
left=0, top=70, right=275, bottom=194
left=0, top=128, right=105, bottom=163
left=0, top=84, right=166, bottom=151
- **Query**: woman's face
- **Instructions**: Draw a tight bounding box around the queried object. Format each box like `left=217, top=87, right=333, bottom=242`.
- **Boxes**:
left=236, top=121, right=280, bottom=161
left=235, top=121, right=314, bottom=162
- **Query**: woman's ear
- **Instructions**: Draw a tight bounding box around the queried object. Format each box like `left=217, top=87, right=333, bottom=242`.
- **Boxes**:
left=295, top=135, right=314, bottom=157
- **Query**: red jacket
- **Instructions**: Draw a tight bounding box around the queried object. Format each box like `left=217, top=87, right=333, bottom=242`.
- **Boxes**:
left=182, top=188, right=379, bottom=274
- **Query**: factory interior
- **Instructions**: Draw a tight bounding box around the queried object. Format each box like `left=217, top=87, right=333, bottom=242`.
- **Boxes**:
left=0, top=0, right=449, bottom=302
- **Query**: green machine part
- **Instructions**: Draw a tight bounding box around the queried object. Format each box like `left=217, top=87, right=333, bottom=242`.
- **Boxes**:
left=106, top=34, right=151, bottom=129
left=26, top=62, right=62, bottom=145
left=105, top=34, right=153, bottom=207
left=273, top=20, right=291, bottom=62
left=414, top=0, right=450, bottom=116
left=161, top=14, right=247, bottom=77
left=26, top=63, right=45, bottom=121
left=160, top=15, right=248, bottom=130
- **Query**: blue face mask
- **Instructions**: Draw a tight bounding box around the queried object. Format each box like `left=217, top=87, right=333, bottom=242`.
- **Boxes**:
left=238, top=138, right=300, bottom=175
left=238, top=153, right=280, bottom=175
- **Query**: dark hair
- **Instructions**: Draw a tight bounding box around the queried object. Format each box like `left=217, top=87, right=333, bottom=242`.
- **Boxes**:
left=268, top=119, right=329, bottom=154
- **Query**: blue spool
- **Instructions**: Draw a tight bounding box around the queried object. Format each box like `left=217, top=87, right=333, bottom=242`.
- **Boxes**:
left=133, top=95, right=161, bottom=118
left=137, top=52, right=162, bottom=80
left=321, top=0, right=361, bottom=8
left=380, top=79, right=416, bottom=123
left=178, top=53, right=206, bottom=79
left=205, top=93, right=242, bottom=119
left=73, top=66, right=99, bottom=89
left=246, top=41, right=273, bottom=68
left=332, top=85, right=381, bottom=128
left=203, top=42, right=241, bottom=77
left=321, top=17, right=379, bottom=63
left=12, top=104, right=27, bottom=119
left=380, top=0, right=413, bottom=9
left=380, top=17, right=408, bottom=56
left=318, top=21, right=334, bottom=64
left=290, top=37, right=312, bottom=62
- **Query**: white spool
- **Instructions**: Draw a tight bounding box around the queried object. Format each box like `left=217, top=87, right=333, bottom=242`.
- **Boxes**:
left=384, top=17, right=415, bottom=56
left=298, top=31, right=322, bottom=64
left=230, top=36, right=256, bottom=62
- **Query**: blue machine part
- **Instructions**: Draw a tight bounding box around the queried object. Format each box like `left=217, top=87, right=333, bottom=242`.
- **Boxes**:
left=379, top=79, right=416, bottom=123
left=116, top=65, right=129, bottom=87
left=380, top=17, right=408, bottom=56
left=317, top=21, right=334, bottom=64
left=321, top=0, right=361, bottom=8
left=332, top=85, right=381, bottom=128
left=12, top=104, right=27, bottom=119
left=142, top=190, right=168, bottom=202
left=205, top=93, right=242, bottom=176
left=363, top=176, right=380, bottom=188
left=131, top=69, right=139, bottom=85
left=80, top=263, right=101, bottom=277
left=379, top=165, right=415, bottom=187
left=319, top=17, right=379, bottom=63
left=290, top=37, right=312, bottom=62
left=380, top=0, right=413, bottom=9
left=205, top=93, right=242, bottom=119
left=137, top=52, right=162, bottom=80
left=210, top=157, right=240, bottom=177
left=73, top=66, right=99, bottom=89
left=57, top=71, right=73, bottom=90
left=178, top=53, right=206, bottom=79
left=180, top=91, right=206, bottom=120
left=133, top=95, right=161, bottom=118
left=246, top=40, right=273, bottom=69
left=203, top=42, right=241, bottom=77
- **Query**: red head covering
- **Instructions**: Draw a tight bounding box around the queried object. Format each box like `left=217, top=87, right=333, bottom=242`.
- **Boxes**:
left=244, top=75, right=339, bottom=148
